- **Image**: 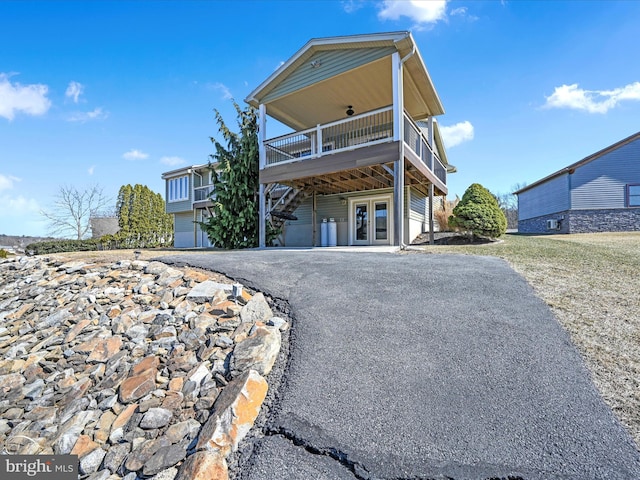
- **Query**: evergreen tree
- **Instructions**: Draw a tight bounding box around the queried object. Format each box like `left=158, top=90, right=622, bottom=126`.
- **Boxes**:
left=449, top=183, right=507, bottom=239
left=201, top=102, right=277, bottom=248
left=115, top=184, right=173, bottom=247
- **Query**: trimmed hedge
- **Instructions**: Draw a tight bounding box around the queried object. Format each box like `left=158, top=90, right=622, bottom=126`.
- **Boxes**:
left=25, top=233, right=172, bottom=255
left=25, top=239, right=104, bottom=255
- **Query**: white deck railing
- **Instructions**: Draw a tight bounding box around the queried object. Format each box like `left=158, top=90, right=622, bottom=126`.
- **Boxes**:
left=264, top=106, right=394, bottom=166
left=193, top=185, right=215, bottom=202
left=403, top=113, right=447, bottom=185
left=263, top=106, right=446, bottom=186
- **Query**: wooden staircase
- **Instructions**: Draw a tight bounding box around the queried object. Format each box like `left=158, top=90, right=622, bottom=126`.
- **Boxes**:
left=266, top=184, right=307, bottom=245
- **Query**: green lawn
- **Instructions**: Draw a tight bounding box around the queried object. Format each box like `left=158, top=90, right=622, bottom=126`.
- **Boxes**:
left=412, top=232, right=640, bottom=447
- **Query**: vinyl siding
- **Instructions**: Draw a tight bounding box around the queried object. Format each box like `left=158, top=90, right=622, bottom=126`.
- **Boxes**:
left=409, top=188, right=426, bottom=222
left=174, top=212, right=194, bottom=235
left=518, top=173, right=570, bottom=220
left=173, top=212, right=194, bottom=248
left=263, top=47, right=395, bottom=103
left=292, top=189, right=395, bottom=224
left=571, top=137, right=640, bottom=209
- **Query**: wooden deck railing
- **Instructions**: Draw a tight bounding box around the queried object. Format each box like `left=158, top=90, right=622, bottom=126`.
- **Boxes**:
left=263, top=106, right=446, bottom=186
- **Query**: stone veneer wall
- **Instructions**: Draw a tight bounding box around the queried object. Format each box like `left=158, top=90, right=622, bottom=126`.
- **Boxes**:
left=519, top=209, right=640, bottom=234
left=567, top=208, right=640, bottom=233
left=518, top=211, right=570, bottom=234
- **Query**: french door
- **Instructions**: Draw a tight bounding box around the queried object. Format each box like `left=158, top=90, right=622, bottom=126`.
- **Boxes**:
left=349, top=195, right=392, bottom=245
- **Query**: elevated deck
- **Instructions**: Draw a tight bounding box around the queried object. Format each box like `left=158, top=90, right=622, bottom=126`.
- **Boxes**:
left=260, top=107, right=447, bottom=195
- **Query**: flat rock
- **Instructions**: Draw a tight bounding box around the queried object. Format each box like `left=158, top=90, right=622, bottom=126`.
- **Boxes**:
left=196, top=369, right=268, bottom=456
left=239, top=293, right=273, bottom=324
left=186, top=281, right=232, bottom=303
left=143, top=443, right=187, bottom=477
left=80, top=447, right=107, bottom=475
left=87, top=336, right=123, bottom=363
left=140, top=408, right=173, bottom=429
left=175, top=451, right=228, bottom=480
left=230, top=325, right=281, bottom=377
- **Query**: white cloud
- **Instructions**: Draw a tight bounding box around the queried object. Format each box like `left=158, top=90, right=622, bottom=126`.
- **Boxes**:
left=65, top=81, right=84, bottom=103
left=88, top=165, right=95, bottom=175
left=342, top=0, right=365, bottom=13
left=450, top=6, right=466, bottom=16
left=209, top=82, right=233, bottom=100
left=378, top=0, right=448, bottom=25
left=544, top=82, right=640, bottom=114
left=67, top=107, right=108, bottom=122
left=160, top=156, right=186, bottom=166
left=0, top=195, right=43, bottom=236
left=0, top=174, right=20, bottom=192
left=439, top=121, right=474, bottom=148
left=0, top=194, right=40, bottom=217
left=0, top=73, right=51, bottom=121
left=123, top=149, right=149, bottom=161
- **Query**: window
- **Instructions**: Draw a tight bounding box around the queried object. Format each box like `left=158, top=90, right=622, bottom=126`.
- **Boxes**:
left=628, top=184, right=640, bottom=207
left=168, top=175, right=189, bottom=202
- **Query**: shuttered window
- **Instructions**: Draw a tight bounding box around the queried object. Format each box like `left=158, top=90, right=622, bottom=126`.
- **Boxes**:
left=628, top=184, right=640, bottom=207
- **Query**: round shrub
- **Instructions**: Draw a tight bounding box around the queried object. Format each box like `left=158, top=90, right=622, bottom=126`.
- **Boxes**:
left=449, top=183, right=507, bottom=239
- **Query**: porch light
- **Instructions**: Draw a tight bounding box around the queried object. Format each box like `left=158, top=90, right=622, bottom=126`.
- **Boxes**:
left=346, top=105, right=354, bottom=116
left=310, top=60, right=322, bottom=68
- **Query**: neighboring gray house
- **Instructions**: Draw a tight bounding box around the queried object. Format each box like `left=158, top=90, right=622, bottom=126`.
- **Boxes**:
left=516, top=131, right=640, bottom=234
left=89, top=216, right=120, bottom=238
left=161, top=164, right=215, bottom=248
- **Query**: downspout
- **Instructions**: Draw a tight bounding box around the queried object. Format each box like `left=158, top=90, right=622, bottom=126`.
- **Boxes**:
left=400, top=45, right=416, bottom=65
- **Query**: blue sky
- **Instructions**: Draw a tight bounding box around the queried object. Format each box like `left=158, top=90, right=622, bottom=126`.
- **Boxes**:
left=1, top=0, right=639, bottom=237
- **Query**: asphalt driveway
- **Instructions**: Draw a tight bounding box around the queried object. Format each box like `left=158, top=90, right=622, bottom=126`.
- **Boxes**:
left=157, top=249, right=640, bottom=479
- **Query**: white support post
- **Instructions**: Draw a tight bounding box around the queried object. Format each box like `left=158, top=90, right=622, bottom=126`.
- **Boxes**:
left=259, top=184, right=266, bottom=248
left=427, top=116, right=434, bottom=170
left=426, top=115, right=435, bottom=245
left=316, top=124, right=322, bottom=157
left=258, top=104, right=266, bottom=169
left=392, top=52, right=401, bottom=143
left=312, top=190, right=317, bottom=246
left=428, top=184, right=435, bottom=245
left=392, top=51, right=405, bottom=247
left=258, top=104, right=267, bottom=248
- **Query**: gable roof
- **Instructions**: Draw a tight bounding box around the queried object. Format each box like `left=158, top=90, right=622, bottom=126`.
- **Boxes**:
left=245, top=31, right=444, bottom=130
left=515, top=131, right=640, bottom=195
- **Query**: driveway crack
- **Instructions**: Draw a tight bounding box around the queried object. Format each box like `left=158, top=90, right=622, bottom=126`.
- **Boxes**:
left=266, top=417, right=371, bottom=480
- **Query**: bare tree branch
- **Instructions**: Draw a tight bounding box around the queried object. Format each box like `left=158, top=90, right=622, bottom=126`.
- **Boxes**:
left=40, top=184, right=112, bottom=239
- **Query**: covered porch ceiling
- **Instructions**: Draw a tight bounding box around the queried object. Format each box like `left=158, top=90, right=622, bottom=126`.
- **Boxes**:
left=246, top=32, right=445, bottom=132
left=262, top=56, right=440, bottom=132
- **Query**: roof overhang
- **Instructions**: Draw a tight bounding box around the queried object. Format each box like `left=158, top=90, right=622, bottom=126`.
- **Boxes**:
left=245, top=32, right=445, bottom=131
left=161, top=163, right=211, bottom=180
